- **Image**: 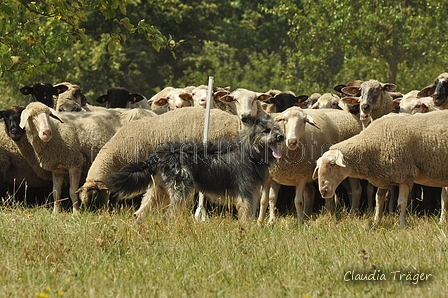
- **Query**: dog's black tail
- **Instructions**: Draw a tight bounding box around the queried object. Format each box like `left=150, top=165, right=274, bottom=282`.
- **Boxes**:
left=106, top=154, right=159, bottom=200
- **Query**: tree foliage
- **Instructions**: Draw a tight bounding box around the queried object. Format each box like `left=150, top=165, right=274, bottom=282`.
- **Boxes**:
left=0, top=0, right=447, bottom=107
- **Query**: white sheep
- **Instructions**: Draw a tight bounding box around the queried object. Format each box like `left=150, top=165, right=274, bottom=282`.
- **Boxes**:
left=310, top=93, right=351, bottom=112
left=417, top=72, right=448, bottom=109
left=18, top=102, right=156, bottom=213
left=218, top=88, right=270, bottom=122
left=77, top=107, right=243, bottom=218
left=396, top=90, right=438, bottom=114
left=147, top=87, right=173, bottom=114
left=258, top=107, right=363, bottom=223
left=313, top=111, right=448, bottom=227
left=191, top=85, right=232, bottom=111
left=151, top=87, right=194, bottom=110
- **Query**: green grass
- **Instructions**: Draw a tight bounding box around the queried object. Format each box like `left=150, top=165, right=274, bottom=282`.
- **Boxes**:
left=0, top=204, right=446, bottom=298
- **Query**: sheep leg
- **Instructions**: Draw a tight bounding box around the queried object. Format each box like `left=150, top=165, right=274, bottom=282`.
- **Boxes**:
left=440, top=187, right=448, bottom=224
left=397, top=183, right=411, bottom=228
left=325, top=194, right=336, bottom=213
left=388, top=186, right=398, bottom=213
left=366, top=183, right=376, bottom=212
left=304, top=183, right=315, bottom=219
left=348, top=178, right=362, bottom=212
left=294, top=180, right=308, bottom=223
left=51, top=172, right=65, bottom=213
left=194, top=192, right=208, bottom=222
left=373, top=188, right=388, bottom=225
left=68, top=167, right=82, bottom=214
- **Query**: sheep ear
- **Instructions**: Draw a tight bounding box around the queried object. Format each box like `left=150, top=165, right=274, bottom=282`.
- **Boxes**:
left=382, top=83, right=397, bottom=92
left=219, top=95, right=235, bottom=103
left=296, top=95, right=308, bottom=104
left=333, top=84, right=346, bottom=93
left=306, top=115, right=320, bottom=129
left=128, top=94, right=144, bottom=103
left=179, top=93, right=193, bottom=101
left=337, top=101, right=347, bottom=110
left=52, top=84, right=69, bottom=95
left=417, top=85, right=435, bottom=98
left=257, top=93, right=272, bottom=102
left=213, top=90, right=229, bottom=100
left=334, top=150, right=346, bottom=167
left=341, top=86, right=360, bottom=95
left=19, top=109, right=31, bottom=129
left=392, top=97, right=402, bottom=112
left=96, top=95, right=108, bottom=104
left=312, top=159, right=320, bottom=180
left=20, top=86, right=33, bottom=95
left=153, top=97, right=168, bottom=106
left=49, top=108, right=64, bottom=123
left=342, top=97, right=360, bottom=106
left=421, top=103, right=430, bottom=113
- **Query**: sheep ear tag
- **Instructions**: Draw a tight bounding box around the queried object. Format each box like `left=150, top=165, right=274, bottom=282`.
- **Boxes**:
left=306, top=115, right=320, bottom=129
left=129, top=94, right=144, bottom=103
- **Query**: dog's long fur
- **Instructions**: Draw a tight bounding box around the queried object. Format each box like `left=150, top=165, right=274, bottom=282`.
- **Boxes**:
left=106, top=114, right=284, bottom=221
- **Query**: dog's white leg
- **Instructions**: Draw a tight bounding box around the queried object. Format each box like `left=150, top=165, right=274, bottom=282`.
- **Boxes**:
left=194, top=192, right=208, bottom=222
left=258, top=176, right=273, bottom=222
left=133, top=187, right=153, bottom=224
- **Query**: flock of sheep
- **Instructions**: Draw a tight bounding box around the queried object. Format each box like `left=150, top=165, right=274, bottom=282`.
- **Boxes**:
left=1, top=73, right=448, bottom=227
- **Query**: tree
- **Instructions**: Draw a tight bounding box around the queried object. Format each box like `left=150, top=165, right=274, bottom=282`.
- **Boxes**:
left=0, top=0, right=179, bottom=105
left=266, top=0, right=448, bottom=92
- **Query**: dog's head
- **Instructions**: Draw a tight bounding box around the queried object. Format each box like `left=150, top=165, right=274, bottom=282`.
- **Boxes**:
left=242, top=114, right=284, bottom=159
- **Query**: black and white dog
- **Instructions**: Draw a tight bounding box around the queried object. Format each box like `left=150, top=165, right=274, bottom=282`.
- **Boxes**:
left=106, top=114, right=284, bottom=222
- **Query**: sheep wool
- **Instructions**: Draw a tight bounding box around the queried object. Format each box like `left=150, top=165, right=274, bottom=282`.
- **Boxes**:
left=78, top=107, right=242, bottom=205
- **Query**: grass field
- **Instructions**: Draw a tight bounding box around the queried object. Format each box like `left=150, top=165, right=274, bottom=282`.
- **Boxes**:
left=0, top=202, right=446, bottom=298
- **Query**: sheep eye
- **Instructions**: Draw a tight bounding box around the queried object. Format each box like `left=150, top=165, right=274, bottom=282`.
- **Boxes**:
left=330, top=161, right=336, bottom=167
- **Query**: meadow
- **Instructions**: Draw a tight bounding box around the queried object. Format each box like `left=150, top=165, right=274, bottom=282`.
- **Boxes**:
left=0, top=201, right=446, bottom=298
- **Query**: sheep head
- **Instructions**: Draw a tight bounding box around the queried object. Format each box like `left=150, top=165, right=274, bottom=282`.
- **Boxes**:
left=19, top=102, right=64, bottom=142
left=275, top=107, right=319, bottom=150
left=417, top=73, right=448, bottom=107
left=313, top=149, right=348, bottom=199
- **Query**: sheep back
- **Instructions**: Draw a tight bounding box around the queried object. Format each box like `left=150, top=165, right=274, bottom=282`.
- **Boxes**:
left=83, top=107, right=242, bottom=185
left=330, top=111, right=448, bottom=189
